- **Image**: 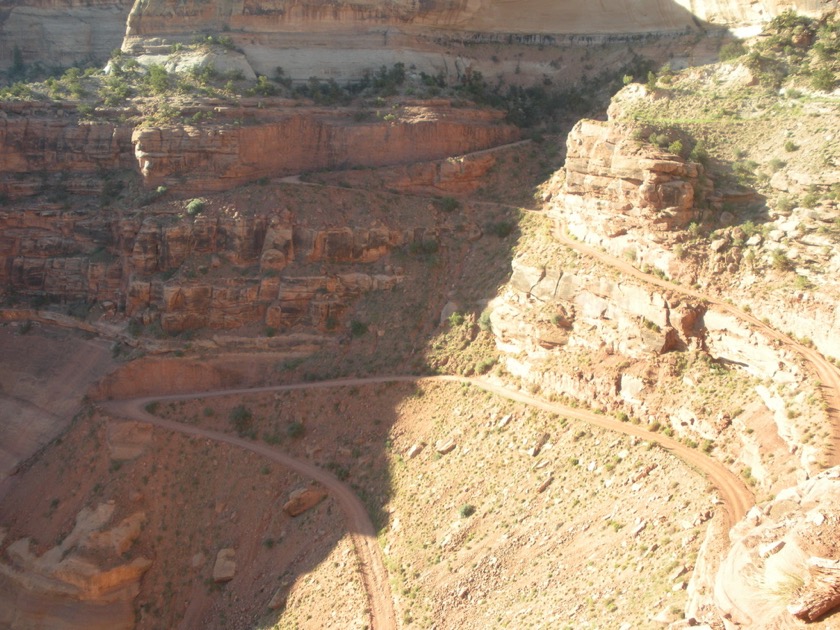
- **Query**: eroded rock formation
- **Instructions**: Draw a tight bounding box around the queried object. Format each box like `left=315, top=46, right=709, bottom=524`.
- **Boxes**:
left=0, top=503, right=151, bottom=630
left=714, top=467, right=840, bottom=628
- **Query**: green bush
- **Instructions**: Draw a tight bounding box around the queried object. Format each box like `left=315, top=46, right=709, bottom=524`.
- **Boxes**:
left=229, top=405, right=253, bottom=435
left=475, top=358, right=496, bottom=374
left=668, top=140, right=684, bottom=157
left=719, top=40, right=747, bottom=61
left=436, top=196, right=461, bottom=213
left=186, top=198, right=205, bottom=215
left=448, top=312, right=465, bottom=327
left=459, top=504, right=476, bottom=518
left=145, top=64, right=170, bottom=95
left=286, top=421, right=305, bottom=438
left=478, top=309, right=493, bottom=332
left=350, top=320, right=368, bottom=337
left=486, top=221, right=515, bottom=238
left=689, top=141, right=709, bottom=165
left=811, top=68, right=837, bottom=92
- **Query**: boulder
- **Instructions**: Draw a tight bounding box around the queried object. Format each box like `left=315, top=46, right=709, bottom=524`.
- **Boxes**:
left=212, top=548, right=236, bottom=583
left=283, top=485, right=327, bottom=517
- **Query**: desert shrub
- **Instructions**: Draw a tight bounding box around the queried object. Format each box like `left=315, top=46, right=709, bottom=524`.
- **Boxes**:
left=186, top=198, right=205, bottom=215
left=144, top=64, right=170, bottom=95
left=811, top=68, right=837, bottom=92
left=478, top=309, right=493, bottom=332
left=459, top=504, right=476, bottom=518
left=668, top=140, right=684, bottom=157
left=776, top=195, right=796, bottom=213
left=436, top=196, right=461, bottom=213
left=689, top=141, right=709, bottom=165
left=719, top=40, right=747, bottom=61
left=486, top=220, right=515, bottom=238
left=350, top=320, right=368, bottom=337
left=249, top=75, right=278, bottom=96
left=771, top=249, right=794, bottom=271
left=229, top=405, right=253, bottom=435
left=286, top=421, right=305, bottom=438
left=447, top=311, right=465, bottom=327
left=767, top=158, right=786, bottom=172
left=475, top=358, right=496, bottom=374
left=407, top=239, right=439, bottom=257
left=784, top=140, right=799, bottom=152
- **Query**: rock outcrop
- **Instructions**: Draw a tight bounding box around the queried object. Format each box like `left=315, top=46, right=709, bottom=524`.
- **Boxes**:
left=547, top=103, right=705, bottom=278
left=283, top=485, right=327, bottom=517
left=0, top=0, right=134, bottom=70
left=0, top=502, right=151, bottom=630
left=0, top=101, right=518, bottom=198
left=712, top=467, right=840, bottom=628
left=131, top=104, right=519, bottom=193
left=0, top=197, right=423, bottom=332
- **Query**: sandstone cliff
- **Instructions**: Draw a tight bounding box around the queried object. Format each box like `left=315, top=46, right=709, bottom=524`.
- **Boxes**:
left=2, top=0, right=834, bottom=80
left=0, top=0, right=133, bottom=70
left=131, top=104, right=519, bottom=192
left=0, top=101, right=518, bottom=198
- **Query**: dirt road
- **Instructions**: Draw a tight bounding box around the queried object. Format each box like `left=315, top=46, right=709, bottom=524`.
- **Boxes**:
left=102, top=372, right=754, bottom=629
left=554, top=226, right=840, bottom=465
left=103, top=396, right=397, bottom=630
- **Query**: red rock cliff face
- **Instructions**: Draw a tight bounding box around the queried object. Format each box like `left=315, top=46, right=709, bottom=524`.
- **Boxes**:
left=0, top=103, right=136, bottom=199
left=0, top=195, right=440, bottom=333
left=0, top=102, right=518, bottom=198
left=0, top=100, right=515, bottom=332
left=132, top=104, right=519, bottom=193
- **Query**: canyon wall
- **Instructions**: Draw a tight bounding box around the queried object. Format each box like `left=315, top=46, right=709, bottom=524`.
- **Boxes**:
left=0, top=200, right=420, bottom=333
left=0, top=0, right=134, bottom=69
left=131, top=104, right=518, bottom=192
left=547, top=83, right=840, bottom=361
left=1, top=0, right=835, bottom=74
left=0, top=101, right=518, bottom=197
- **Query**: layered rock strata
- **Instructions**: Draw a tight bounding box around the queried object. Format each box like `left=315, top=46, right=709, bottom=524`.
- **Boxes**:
left=0, top=201, right=425, bottom=333
left=0, top=101, right=519, bottom=198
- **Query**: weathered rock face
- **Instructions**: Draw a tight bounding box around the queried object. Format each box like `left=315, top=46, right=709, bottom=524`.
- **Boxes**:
left=121, top=0, right=834, bottom=42
left=712, top=467, right=840, bottom=628
left=0, top=199, right=423, bottom=332
left=0, top=103, right=136, bottom=200
left=131, top=105, right=519, bottom=193
left=0, top=99, right=516, bottom=333
left=1, top=0, right=833, bottom=75
left=0, top=502, right=151, bottom=630
left=282, top=485, right=327, bottom=517
left=489, top=252, right=816, bottom=471
left=0, top=0, right=134, bottom=70
left=548, top=109, right=704, bottom=278
left=0, top=102, right=518, bottom=199
left=119, top=0, right=835, bottom=81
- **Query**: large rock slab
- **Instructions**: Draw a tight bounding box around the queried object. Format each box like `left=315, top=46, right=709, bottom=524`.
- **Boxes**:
left=212, top=548, right=237, bottom=583
left=283, top=485, right=327, bottom=517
